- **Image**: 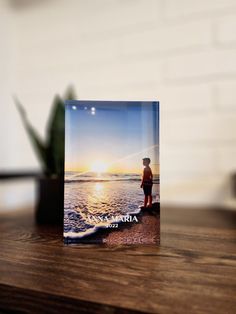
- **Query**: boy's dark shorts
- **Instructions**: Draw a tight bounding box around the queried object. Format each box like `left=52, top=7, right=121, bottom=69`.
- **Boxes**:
left=143, top=183, right=153, bottom=196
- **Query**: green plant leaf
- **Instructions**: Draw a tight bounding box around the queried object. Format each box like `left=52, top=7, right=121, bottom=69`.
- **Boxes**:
left=15, top=86, right=77, bottom=177
left=63, top=85, right=76, bottom=101
left=46, top=87, right=76, bottom=176
left=46, top=95, right=65, bottom=176
left=14, top=96, right=49, bottom=174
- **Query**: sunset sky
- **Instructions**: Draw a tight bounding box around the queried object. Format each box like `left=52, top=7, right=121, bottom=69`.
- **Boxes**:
left=65, top=101, right=159, bottom=175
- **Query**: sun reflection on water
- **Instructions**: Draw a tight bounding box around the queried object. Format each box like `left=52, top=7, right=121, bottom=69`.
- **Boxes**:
left=95, top=182, right=103, bottom=192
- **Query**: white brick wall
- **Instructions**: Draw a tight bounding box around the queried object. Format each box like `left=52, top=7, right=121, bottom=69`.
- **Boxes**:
left=217, top=15, right=236, bottom=44
left=165, top=49, right=236, bottom=80
left=216, top=81, right=236, bottom=109
left=165, top=0, right=236, bottom=18
left=0, top=0, right=236, bottom=208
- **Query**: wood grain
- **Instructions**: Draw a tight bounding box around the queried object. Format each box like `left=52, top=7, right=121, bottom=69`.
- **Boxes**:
left=0, top=207, right=235, bottom=314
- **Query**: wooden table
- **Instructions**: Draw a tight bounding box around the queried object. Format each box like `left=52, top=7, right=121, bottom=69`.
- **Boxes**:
left=0, top=207, right=235, bottom=314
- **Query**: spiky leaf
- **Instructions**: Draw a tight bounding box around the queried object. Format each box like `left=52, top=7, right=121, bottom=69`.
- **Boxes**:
left=46, top=95, right=65, bottom=176
left=64, top=85, right=76, bottom=101
left=14, top=97, right=49, bottom=174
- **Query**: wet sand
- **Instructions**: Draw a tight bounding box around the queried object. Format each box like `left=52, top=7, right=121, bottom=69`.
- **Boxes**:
left=65, top=203, right=160, bottom=245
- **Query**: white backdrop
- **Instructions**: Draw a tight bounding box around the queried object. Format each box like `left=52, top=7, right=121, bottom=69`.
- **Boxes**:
left=0, top=0, right=236, bottom=209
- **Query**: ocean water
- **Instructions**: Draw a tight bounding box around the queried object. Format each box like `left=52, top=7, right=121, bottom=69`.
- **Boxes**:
left=64, top=172, right=160, bottom=238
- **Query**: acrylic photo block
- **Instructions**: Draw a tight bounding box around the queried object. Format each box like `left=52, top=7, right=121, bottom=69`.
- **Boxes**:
left=64, top=101, right=160, bottom=245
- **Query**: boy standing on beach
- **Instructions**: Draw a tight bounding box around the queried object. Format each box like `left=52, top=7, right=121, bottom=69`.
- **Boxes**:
left=140, top=157, right=153, bottom=208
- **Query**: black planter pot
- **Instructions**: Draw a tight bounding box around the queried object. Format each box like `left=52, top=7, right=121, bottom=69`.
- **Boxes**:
left=36, top=176, right=64, bottom=224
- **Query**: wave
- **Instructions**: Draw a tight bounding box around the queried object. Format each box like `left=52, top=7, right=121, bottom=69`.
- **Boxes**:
left=65, top=178, right=140, bottom=183
left=65, top=178, right=160, bottom=183
left=64, top=206, right=142, bottom=239
left=65, top=172, right=159, bottom=184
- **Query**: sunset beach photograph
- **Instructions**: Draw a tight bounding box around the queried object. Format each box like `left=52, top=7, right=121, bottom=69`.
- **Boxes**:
left=64, top=101, right=160, bottom=244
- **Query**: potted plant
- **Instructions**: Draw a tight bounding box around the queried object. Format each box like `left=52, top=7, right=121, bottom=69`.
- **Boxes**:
left=15, top=87, right=76, bottom=224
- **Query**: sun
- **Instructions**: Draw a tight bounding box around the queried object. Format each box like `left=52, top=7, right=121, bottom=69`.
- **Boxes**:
left=90, top=161, right=108, bottom=174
